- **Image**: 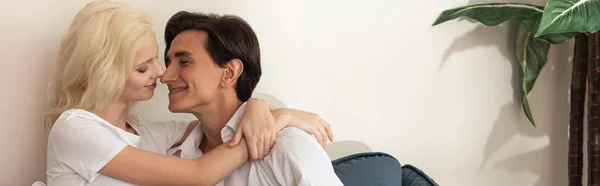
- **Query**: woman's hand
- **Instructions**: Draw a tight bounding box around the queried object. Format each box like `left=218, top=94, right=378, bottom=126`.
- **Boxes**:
left=229, top=98, right=277, bottom=160
left=271, top=108, right=333, bottom=149
left=228, top=98, right=335, bottom=160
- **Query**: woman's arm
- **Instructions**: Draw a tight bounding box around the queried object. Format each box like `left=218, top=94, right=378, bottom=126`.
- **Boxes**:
left=50, top=115, right=251, bottom=186
left=169, top=98, right=334, bottom=161
left=99, top=139, right=247, bottom=186
left=229, top=98, right=334, bottom=160
left=270, top=108, right=334, bottom=148
left=96, top=100, right=332, bottom=185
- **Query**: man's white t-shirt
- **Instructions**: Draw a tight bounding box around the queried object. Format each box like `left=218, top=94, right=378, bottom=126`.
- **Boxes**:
left=46, top=109, right=190, bottom=186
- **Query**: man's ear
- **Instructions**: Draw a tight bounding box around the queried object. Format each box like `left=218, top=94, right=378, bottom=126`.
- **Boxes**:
left=221, top=58, right=243, bottom=88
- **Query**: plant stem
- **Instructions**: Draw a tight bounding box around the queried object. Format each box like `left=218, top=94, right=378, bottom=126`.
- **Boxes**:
left=570, top=34, right=588, bottom=186
left=588, top=32, right=600, bottom=186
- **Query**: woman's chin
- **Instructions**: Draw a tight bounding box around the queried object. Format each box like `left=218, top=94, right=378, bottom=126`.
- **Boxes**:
left=142, top=94, right=154, bottom=101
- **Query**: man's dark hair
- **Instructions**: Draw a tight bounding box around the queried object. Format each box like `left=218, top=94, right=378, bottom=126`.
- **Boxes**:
left=164, top=11, right=261, bottom=102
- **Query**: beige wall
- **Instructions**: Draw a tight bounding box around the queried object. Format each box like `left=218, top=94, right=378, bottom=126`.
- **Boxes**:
left=0, top=0, right=572, bottom=185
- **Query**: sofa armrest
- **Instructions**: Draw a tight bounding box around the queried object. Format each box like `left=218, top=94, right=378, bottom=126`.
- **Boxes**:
left=402, top=164, right=439, bottom=186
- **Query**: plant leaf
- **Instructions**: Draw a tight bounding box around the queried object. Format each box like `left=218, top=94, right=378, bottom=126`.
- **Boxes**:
left=541, top=32, right=577, bottom=44
left=433, top=3, right=576, bottom=44
left=433, top=3, right=544, bottom=31
left=517, top=24, right=551, bottom=126
left=536, top=0, right=600, bottom=36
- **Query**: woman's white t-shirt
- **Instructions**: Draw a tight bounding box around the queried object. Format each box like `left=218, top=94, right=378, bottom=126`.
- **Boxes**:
left=46, top=109, right=190, bottom=186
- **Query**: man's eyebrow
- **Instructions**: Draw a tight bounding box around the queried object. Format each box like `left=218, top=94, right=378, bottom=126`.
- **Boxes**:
left=174, top=51, right=190, bottom=57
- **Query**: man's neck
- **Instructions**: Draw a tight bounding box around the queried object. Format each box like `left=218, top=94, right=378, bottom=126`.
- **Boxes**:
left=98, top=100, right=129, bottom=130
left=191, top=96, right=242, bottom=152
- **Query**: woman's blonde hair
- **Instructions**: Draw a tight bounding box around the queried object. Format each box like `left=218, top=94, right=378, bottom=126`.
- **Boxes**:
left=45, top=0, right=153, bottom=129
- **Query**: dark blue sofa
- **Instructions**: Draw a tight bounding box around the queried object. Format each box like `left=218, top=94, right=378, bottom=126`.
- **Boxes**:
left=332, top=152, right=439, bottom=186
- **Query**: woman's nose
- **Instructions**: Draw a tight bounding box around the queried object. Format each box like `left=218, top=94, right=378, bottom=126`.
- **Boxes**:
left=152, top=61, right=164, bottom=78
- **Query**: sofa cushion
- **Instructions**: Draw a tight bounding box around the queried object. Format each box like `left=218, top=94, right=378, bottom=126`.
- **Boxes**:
left=332, top=152, right=402, bottom=186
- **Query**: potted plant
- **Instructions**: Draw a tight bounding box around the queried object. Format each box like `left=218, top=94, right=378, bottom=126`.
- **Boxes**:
left=432, top=0, right=600, bottom=185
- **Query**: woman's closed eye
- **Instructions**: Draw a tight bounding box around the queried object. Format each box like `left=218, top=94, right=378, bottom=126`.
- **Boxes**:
left=136, top=67, right=148, bottom=73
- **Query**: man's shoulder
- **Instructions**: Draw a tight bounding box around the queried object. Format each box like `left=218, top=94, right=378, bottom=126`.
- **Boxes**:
left=258, top=127, right=343, bottom=186
left=276, top=127, right=316, bottom=143
left=271, top=127, right=323, bottom=154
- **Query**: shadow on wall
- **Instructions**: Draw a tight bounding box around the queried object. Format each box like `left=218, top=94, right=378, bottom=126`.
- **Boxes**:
left=9, top=29, right=59, bottom=185
left=438, top=22, right=516, bottom=73
left=486, top=39, right=571, bottom=186
left=438, top=0, right=571, bottom=185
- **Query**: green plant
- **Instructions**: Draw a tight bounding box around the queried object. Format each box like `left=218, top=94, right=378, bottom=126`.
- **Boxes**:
left=433, top=0, right=600, bottom=185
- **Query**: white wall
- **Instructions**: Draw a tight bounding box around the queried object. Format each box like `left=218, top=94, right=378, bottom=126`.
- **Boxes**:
left=0, top=0, right=571, bottom=185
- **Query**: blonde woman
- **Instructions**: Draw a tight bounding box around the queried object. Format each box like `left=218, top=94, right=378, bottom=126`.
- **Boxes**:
left=45, top=1, right=332, bottom=186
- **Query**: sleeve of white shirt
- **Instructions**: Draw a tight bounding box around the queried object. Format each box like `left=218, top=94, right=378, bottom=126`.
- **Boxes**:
left=267, top=127, right=344, bottom=186
left=50, top=114, right=130, bottom=183
left=141, top=120, right=192, bottom=149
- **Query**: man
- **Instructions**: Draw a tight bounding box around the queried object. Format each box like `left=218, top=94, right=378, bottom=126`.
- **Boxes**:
left=160, top=11, right=344, bottom=186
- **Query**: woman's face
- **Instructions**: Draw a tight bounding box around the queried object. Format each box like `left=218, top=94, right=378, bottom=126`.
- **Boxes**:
left=120, top=32, right=163, bottom=102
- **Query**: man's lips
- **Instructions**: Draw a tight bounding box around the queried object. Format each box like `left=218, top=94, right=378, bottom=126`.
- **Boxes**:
left=169, top=86, right=188, bottom=95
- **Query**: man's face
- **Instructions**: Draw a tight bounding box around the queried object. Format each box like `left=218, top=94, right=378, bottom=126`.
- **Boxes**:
left=161, top=30, right=225, bottom=113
